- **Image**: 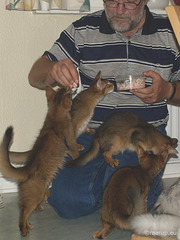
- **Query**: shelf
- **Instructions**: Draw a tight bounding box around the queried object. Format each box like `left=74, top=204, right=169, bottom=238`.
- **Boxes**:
left=35, top=9, right=91, bottom=14
left=35, top=9, right=167, bottom=15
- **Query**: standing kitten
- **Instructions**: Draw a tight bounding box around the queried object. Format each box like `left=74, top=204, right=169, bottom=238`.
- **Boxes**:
left=0, top=87, right=79, bottom=237
left=131, top=178, right=180, bottom=239
left=5, top=71, right=114, bottom=163
left=71, top=71, right=114, bottom=138
left=93, top=146, right=178, bottom=239
left=67, top=111, right=177, bottom=168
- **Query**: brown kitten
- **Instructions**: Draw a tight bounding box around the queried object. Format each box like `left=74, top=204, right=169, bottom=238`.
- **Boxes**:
left=5, top=71, right=114, bottom=163
left=0, top=87, right=79, bottom=237
left=71, top=71, right=114, bottom=138
left=93, top=145, right=178, bottom=239
left=67, top=111, right=178, bottom=168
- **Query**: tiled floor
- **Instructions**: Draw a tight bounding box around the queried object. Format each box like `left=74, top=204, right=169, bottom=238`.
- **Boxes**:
left=0, top=178, right=178, bottom=240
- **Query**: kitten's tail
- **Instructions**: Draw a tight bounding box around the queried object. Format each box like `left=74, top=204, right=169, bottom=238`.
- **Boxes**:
left=127, top=187, right=146, bottom=217
left=0, top=127, right=28, bottom=181
left=65, top=138, right=100, bottom=168
left=114, top=187, right=145, bottom=229
left=130, top=214, right=180, bottom=239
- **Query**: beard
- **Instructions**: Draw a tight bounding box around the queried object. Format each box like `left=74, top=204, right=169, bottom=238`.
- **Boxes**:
left=105, top=7, right=145, bottom=33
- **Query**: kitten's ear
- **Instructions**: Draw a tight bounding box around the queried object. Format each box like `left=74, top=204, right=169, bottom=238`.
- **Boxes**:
left=46, top=86, right=56, bottom=101
left=93, top=71, right=102, bottom=90
left=62, top=88, right=72, bottom=109
left=160, top=144, right=178, bottom=161
left=170, top=137, right=178, bottom=147
left=93, top=71, right=101, bottom=82
left=166, top=145, right=178, bottom=155
left=137, top=145, right=145, bottom=158
left=94, top=71, right=101, bottom=81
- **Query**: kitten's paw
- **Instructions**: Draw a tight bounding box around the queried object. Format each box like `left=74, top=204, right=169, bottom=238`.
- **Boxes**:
left=37, top=204, right=44, bottom=211
left=93, top=231, right=103, bottom=239
left=21, top=228, right=30, bottom=237
left=27, top=221, right=34, bottom=229
left=77, top=143, right=85, bottom=151
left=44, top=189, right=50, bottom=203
left=85, top=128, right=95, bottom=135
left=109, top=159, right=119, bottom=167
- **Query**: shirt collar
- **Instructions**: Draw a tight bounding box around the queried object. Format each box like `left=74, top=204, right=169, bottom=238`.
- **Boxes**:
left=99, top=6, right=158, bottom=35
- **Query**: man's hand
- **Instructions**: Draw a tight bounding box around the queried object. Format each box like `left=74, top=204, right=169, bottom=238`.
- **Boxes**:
left=130, top=70, right=173, bottom=104
left=50, top=58, right=79, bottom=88
left=29, top=57, right=79, bottom=90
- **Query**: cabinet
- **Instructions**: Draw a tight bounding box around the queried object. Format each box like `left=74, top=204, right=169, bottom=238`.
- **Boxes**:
left=166, top=5, right=180, bottom=45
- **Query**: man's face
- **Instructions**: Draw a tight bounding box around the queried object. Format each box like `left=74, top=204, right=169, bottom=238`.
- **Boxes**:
left=104, top=0, right=148, bottom=33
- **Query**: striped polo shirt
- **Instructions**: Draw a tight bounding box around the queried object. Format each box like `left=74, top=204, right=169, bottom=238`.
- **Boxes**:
left=44, top=6, right=180, bottom=129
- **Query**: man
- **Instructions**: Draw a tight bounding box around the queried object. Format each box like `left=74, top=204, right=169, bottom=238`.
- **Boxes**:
left=29, top=0, right=180, bottom=219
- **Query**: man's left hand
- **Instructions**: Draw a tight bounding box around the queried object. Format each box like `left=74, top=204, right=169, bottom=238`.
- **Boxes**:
left=130, top=70, right=173, bottom=104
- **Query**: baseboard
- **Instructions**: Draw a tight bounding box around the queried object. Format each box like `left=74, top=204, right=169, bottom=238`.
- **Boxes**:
left=163, top=157, right=180, bottom=178
left=0, top=177, right=18, bottom=193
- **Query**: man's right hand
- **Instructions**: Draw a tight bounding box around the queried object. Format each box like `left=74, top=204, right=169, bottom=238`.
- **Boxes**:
left=50, top=58, right=79, bottom=88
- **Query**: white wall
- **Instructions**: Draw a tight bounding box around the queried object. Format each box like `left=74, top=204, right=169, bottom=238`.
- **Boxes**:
left=0, top=1, right=80, bottom=151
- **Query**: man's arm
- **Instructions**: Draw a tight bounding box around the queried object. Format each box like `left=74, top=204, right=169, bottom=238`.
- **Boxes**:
left=28, top=56, right=57, bottom=90
left=28, top=56, right=79, bottom=90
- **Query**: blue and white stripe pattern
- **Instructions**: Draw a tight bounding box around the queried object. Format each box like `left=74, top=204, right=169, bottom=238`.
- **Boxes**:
left=44, top=6, right=180, bottom=129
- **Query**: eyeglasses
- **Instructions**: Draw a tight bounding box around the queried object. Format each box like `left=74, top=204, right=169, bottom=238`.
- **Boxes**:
left=103, top=0, right=142, bottom=10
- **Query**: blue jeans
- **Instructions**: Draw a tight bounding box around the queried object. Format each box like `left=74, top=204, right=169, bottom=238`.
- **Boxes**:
left=48, top=126, right=166, bottom=219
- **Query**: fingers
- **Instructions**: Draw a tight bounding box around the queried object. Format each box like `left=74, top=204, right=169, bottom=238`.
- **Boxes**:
left=51, top=59, right=79, bottom=88
left=131, top=71, right=171, bottom=104
left=130, top=87, right=156, bottom=104
left=130, top=71, right=162, bottom=104
left=143, top=70, right=160, bottom=80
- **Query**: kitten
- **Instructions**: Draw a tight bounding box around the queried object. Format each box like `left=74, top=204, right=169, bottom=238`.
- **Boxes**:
left=67, top=111, right=178, bottom=168
left=71, top=70, right=114, bottom=138
left=131, top=178, right=180, bottom=239
left=0, top=87, right=79, bottom=237
left=93, top=146, right=178, bottom=239
left=5, top=71, right=114, bottom=164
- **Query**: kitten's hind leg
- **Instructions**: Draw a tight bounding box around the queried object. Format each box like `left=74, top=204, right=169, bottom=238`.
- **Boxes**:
left=93, top=222, right=115, bottom=239
left=19, top=205, right=36, bottom=236
left=19, top=191, right=44, bottom=236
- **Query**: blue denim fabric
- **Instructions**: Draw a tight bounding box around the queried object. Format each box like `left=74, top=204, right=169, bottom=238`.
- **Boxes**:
left=48, top=126, right=166, bottom=218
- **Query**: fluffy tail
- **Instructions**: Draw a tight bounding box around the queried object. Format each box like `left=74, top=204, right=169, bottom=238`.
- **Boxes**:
left=0, top=127, right=28, bottom=181
left=114, top=187, right=145, bottom=230
left=65, top=138, right=100, bottom=168
left=130, top=214, right=180, bottom=238
left=127, top=187, right=146, bottom=217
